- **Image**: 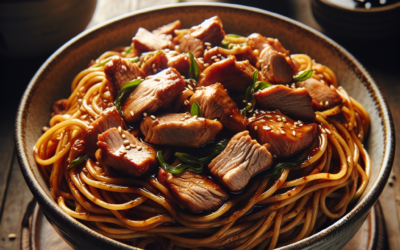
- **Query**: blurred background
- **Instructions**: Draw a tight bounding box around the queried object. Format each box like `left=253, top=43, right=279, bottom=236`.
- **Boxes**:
left=0, top=0, right=399, bottom=249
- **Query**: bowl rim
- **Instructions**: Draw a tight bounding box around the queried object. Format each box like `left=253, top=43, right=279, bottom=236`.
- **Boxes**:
left=15, top=2, right=395, bottom=249
left=315, top=0, right=400, bottom=13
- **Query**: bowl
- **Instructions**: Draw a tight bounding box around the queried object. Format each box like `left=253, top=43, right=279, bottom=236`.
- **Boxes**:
left=15, top=2, right=395, bottom=250
left=311, top=0, right=400, bottom=40
left=0, top=0, right=97, bottom=57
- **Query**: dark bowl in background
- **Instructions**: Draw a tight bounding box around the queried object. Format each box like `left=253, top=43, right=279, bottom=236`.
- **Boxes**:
left=15, top=3, right=394, bottom=250
left=311, top=0, right=400, bottom=40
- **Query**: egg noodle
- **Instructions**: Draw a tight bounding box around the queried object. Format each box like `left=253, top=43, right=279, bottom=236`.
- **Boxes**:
left=33, top=37, right=370, bottom=249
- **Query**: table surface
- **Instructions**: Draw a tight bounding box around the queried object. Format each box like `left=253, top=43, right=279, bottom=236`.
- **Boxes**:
left=0, top=1, right=399, bottom=249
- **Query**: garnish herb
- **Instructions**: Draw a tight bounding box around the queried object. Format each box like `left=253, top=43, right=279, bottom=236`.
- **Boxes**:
left=129, top=57, right=139, bottom=63
left=125, top=43, right=133, bottom=54
left=293, top=70, right=314, bottom=82
left=67, top=155, right=89, bottom=170
left=157, top=139, right=229, bottom=174
left=226, top=34, right=241, bottom=38
left=188, top=51, right=200, bottom=81
left=241, top=70, right=272, bottom=116
left=264, top=151, right=308, bottom=177
left=97, top=57, right=112, bottom=67
left=190, top=101, right=202, bottom=117
left=114, top=79, right=144, bottom=114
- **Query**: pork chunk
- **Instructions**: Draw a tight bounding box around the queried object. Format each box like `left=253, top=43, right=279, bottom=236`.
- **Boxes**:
left=259, top=46, right=294, bottom=84
left=255, top=85, right=315, bottom=122
left=166, top=51, right=191, bottom=75
left=209, top=131, right=273, bottom=191
left=203, top=46, right=258, bottom=66
left=96, top=128, right=156, bottom=176
left=248, top=110, right=318, bottom=158
left=189, top=16, right=225, bottom=45
left=152, top=20, right=181, bottom=36
left=189, top=83, right=246, bottom=132
left=140, top=113, right=223, bottom=147
left=140, top=51, right=169, bottom=76
left=178, top=35, right=205, bottom=58
left=122, top=68, right=185, bottom=123
left=296, top=78, right=343, bottom=111
left=247, top=33, right=290, bottom=54
left=83, top=108, right=126, bottom=157
left=159, top=168, right=229, bottom=213
left=132, top=27, right=169, bottom=53
left=104, top=57, right=144, bottom=94
left=51, top=99, right=68, bottom=116
left=198, top=56, right=255, bottom=92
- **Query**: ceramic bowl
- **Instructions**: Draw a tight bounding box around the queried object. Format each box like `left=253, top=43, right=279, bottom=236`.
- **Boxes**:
left=15, top=3, right=394, bottom=250
left=311, top=0, right=400, bottom=40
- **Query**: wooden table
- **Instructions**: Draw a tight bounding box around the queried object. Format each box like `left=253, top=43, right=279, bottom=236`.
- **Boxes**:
left=0, top=1, right=399, bottom=249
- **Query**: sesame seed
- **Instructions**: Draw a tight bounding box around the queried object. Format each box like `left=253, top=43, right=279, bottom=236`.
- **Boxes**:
left=143, top=113, right=147, bottom=117
left=108, top=103, right=113, bottom=107
left=126, top=146, right=131, bottom=150
left=281, top=130, right=286, bottom=135
left=181, top=76, right=185, bottom=79
left=204, top=42, right=211, bottom=46
left=193, top=115, right=198, bottom=119
left=198, top=117, right=205, bottom=121
left=358, top=133, right=361, bottom=138
left=152, top=63, right=156, bottom=68
left=214, top=118, right=218, bottom=121
left=150, top=115, right=156, bottom=120
left=118, top=126, right=122, bottom=133
left=130, top=111, right=134, bottom=116
left=320, top=102, right=323, bottom=106
left=123, top=140, right=130, bottom=145
left=153, top=68, right=157, bottom=73
left=203, top=63, right=209, bottom=67
left=217, top=54, right=221, bottom=57
left=137, top=146, right=142, bottom=151
left=330, top=85, right=335, bottom=89
left=321, top=128, right=326, bottom=133
left=121, top=134, right=126, bottom=139
left=184, top=100, right=189, bottom=105
left=180, top=118, right=185, bottom=121
left=277, top=118, right=282, bottom=122
left=207, top=46, right=211, bottom=50
left=164, top=49, right=170, bottom=53
left=80, top=114, right=87, bottom=119
left=247, top=103, right=252, bottom=106
left=211, top=55, right=217, bottom=59
left=8, top=234, right=16, bottom=239
left=215, top=58, right=220, bottom=62
left=267, top=111, right=271, bottom=114
left=131, top=144, right=136, bottom=148
left=120, top=151, right=127, bottom=155
left=326, top=129, right=331, bottom=134
left=293, top=131, right=296, bottom=136
left=273, top=154, right=277, bottom=158
left=254, top=126, right=258, bottom=131
left=299, top=124, right=303, bottom=127
left=325, top=101, right=329, bottom=106
left=137, top=76, right=142, bottom=79
left=242, top=100, right=247, bottom=103
left=263, top=126, right=271, bottom=130
left=261, top=111, right=266, bottom=114
left=77, top=99, right=82, bottom=104
left=187, top=85, right=193, bottom=90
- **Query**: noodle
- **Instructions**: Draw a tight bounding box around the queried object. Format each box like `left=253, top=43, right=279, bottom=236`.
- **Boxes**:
left=34, top=29, right=370, bottom=250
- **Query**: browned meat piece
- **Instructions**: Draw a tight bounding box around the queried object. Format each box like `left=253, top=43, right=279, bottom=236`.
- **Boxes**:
left=248, top=110, right=318, bottom=158
left=122, top=68, right=185, bottom=123
left=296, top=78, right=343, bottom=111
left=140, top=113, right=223, bottom=147
left=247, top=33, right=290, bottom=54
left=51, top=99, right=68, bottom=116
left=67, top=139, right=85, bottom=164
left=83, top=108, right=126, bottom=157
left=259, top=46, right=294, bottom=84
left=198, top=56, right=256, bottom=92
left=140, top=51, right=169, bottom=76
left=96, top=128, right=156, bottom=176
left=209, top=131, right=273, bottom=191
left=158, top=168, right=229, bottom=213
left=132, top=27, right=169, bottom=53
left=189, top=16, right=226, bottom=45
left=166, top=52, right=191, bottom=75
left=178, top=35, right=205, bottom=58
left=104, top=57, right=144, bottom=94
left=189, top=83, right=246, bottom=132
left=254, top=85, right=315, bottom=122
left=152, top=20, right=181, bottom=36
left=204, top=46, right=258, bottom=66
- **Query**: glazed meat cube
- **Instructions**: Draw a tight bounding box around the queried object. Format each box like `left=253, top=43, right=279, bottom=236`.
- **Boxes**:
left=296, top=78, right=343, bottom=111
left=166, top=51, right=191, bottom=75
left=259, top=46, right=294, bottom=84
left=83, top=108, right=126, bottom=157
left=158, top=168, right=229, bottom=213
left=140, top=51, right=169, bottom=76
left=132, top=27, right=169, bottom=53
left=189, top=83, right=246, bottom=132
left=247, top=33, right=290, bottom=54
left=140, top=113, right=223, bottom=147
left=178, top=35, right=205, bottom=58
left=203, top=46, right=258, bottom=66
left=209, top=131, right=273, bottom=191
left=96, top=128, right=156, bottom=176
left=104, top=57, right=144, bottom=94
left=198, top=56, right=256, bottom=92
left=122, top=68, right=185, bottom=123
left=51, top=99, right=68, bottom=116
left=189, top=16, right=226, bottom=45
left=254, top=85, right=315, bottom=122
left=248, top=110, right=318, bottom=158
left=152, top=20, right=181, bottom=36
